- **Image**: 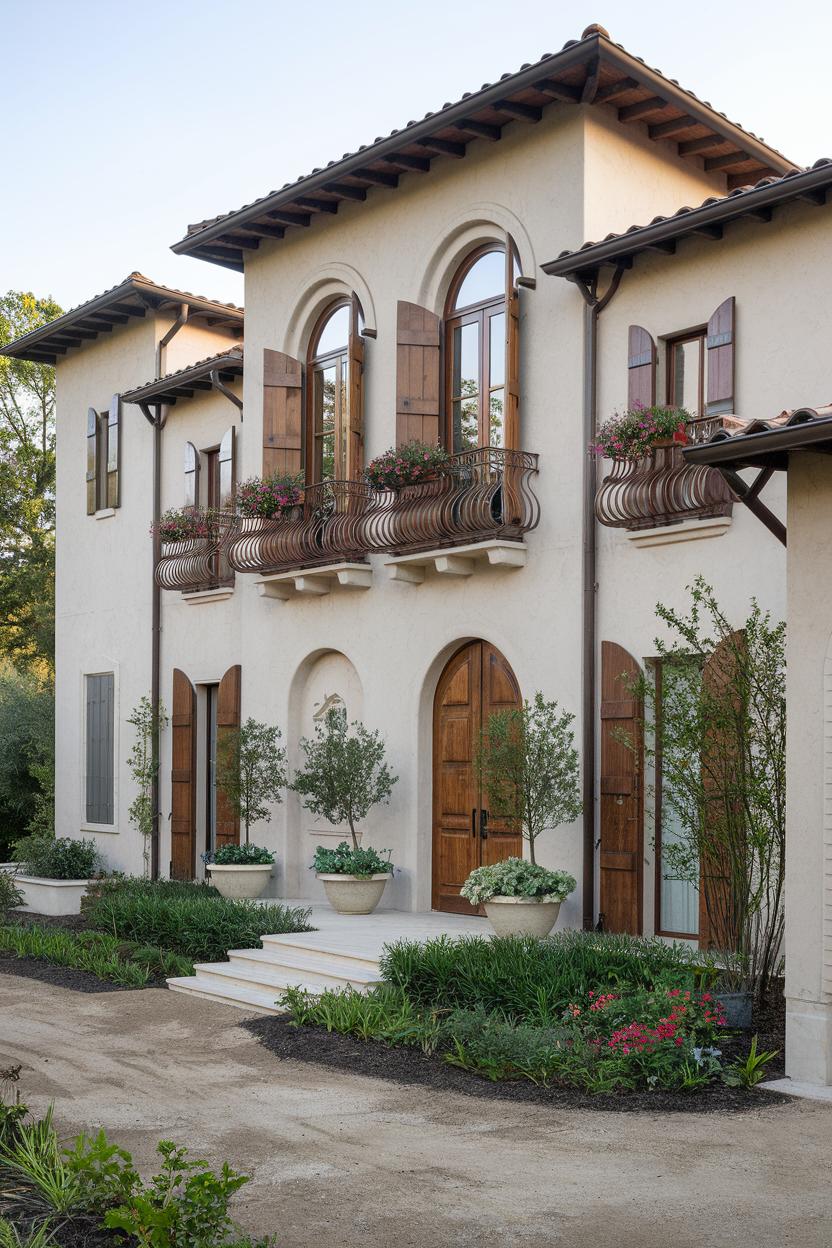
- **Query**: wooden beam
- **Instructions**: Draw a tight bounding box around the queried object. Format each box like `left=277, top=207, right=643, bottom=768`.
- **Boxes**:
left=744, top=206, right=774, bottom=222
left=594, top=76, right=638, bottom=103
left=704, top=151, right=747, bottom=171
left=324, top=183, right=367, bottom=201
left=692, top=223, right=724, bottom=240
left=678, top=135, right=725, bottom=156
left=389, top=153, right=431, bottom=172
left=76, top=319, right=113, bottom=332
left=644, top=240, right=677, bottom=254
left=618, top=95, right=667, bottom=122
left=236, top=222, right=286, bottom=239
left=85, top=311, right=129, bottom=325
left=223, top=233, right=261, bottom=250
left=798, top=188, right=828, bottom=206
left=418, top=137, right=467, bottom=158
left=196, top=249, right=244, bottom=273
left=580, top=57, right=601, bottom=104
left=355, top=168, right=400, bottom=186
left=53, top=327, right=97, bottom=341
left=266, top=209, right=312, bottom=226
left=649, top=115, right=699, bottom=140
left=456, top=118, right=502, bottom=141
left=535, top=78, right=581, bottom=103
left=294, top=198, right=338, bottom=214
left=110, top=302, right=146, bottom=317
left=28, top=352, right=60, bottom=364
left=494, top=99, right=542, bottom=122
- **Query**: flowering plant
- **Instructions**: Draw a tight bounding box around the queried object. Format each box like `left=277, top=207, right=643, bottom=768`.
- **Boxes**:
left=236, top=473, right=304, bottom=519
left=153, top=506, right=217, bottom=543
left=364, top=441, right=449, bottom=490
left=460, top=858, right=577, bottom=906
left=591, top=404, right=692, bottom=460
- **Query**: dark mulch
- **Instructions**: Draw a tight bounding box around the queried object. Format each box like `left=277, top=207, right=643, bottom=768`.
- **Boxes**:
left=8, top=909, right=90, bottom=932
left=244, top=1015, right=789, bottom=1114
left=0, top=950, right=134, bottom=993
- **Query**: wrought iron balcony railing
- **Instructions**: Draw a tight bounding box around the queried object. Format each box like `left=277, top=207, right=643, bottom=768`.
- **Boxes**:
left=154, top=514, right=237, bottom=592
left=226, top=479, right=371, bottom=576
left=594, top=418, right=733, bottom=531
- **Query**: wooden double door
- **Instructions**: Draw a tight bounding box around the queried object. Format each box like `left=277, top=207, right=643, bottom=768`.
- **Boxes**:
left=432, top=641, right=522, bottom=913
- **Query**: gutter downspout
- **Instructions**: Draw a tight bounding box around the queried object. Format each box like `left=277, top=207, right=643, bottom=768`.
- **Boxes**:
left=569, top=265, right=625, bottom=929
left=146, top=305, right=189, bottom=878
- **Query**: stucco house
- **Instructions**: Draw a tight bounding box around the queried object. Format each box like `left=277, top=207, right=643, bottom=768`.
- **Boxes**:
left=3, top=25, right=831, bottom=1080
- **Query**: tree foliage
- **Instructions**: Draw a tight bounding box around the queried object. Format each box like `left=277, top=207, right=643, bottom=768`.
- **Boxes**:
left=291, top=710, right=398, bottom=850
left=126, top=696, right=169, bottom=877
left=475, top=692, right=582, bottom=864
left=215, top=718, right=287, bottom=846
left=0, top=662, right=54, bottom=859
left=0, top=290, right=62, bottom=669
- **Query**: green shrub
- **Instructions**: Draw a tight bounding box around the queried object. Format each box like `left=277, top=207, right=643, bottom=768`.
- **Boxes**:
left=85, top=878, right=312, bottom=961
left=211, top=843, right=274, bottom=866
left=442, top=1007, right=572, bottom=1083
left=281, top=984, right=440, bottom=1051
left=12, top=836, right=100, bottom=881
left=0, top=871, right=23, bottom=915
left=0, top=666, right=54, bottom=860
left=460, top=859, right=576, bottom=905
left=312, top=843, right=392, bottom=877
left=0, top=925, right=157, bottom=986
left=380, top=930, right=697, bottom=1024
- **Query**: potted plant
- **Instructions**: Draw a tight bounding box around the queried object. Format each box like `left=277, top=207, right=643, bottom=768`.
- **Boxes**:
left=364, top=441, right=449, bottom=491
left=590, top=404, right=692, bottom=460
left=461, top=858, right=577, bottom=937
left=236, top=473, right=304, bottom=521
left=153, top=506, right=218, bottom=551
left=471, top=692, right=582, bottom=936
left=291, top=709, right=397, bottom=914
left=10, top=834, right=103, bottom=915
left=206, top=717, right=286, bottom=899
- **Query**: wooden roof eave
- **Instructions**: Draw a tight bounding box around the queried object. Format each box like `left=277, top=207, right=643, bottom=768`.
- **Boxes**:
left=122, top=357, right=243, bottom=408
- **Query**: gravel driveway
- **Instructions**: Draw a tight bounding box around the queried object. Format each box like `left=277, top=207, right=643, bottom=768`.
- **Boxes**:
left=1, top=971, right=829, bottom=1248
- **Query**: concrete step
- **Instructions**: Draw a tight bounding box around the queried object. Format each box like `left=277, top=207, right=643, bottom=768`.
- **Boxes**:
left=226, top=946, right=382, bottom=989
left=259, top=933, right=382, bottom=976
left=191, top=957, right=379, bottom=999
left=166, top=975, right=288, bottom=1015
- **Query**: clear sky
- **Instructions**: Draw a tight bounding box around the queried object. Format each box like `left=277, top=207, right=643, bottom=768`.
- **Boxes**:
left=2, top=0, right=830, bottom=312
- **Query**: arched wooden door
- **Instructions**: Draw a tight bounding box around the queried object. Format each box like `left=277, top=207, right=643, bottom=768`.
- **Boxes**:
left=432, top=641, right=522, bottom=913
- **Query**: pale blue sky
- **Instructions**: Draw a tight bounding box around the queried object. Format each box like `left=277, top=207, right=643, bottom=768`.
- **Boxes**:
left=2, top=0, right=830, bottom=311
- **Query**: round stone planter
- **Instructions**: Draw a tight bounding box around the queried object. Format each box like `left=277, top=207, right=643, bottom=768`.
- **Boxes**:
left=317, top=872, right=389, bottom=915
left=483, top=895, right=562, bottom=938
left=206, top=863, right=272, bottom=900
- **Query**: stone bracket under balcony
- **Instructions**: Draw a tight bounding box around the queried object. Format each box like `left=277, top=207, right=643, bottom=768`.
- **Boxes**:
left=255, top=562, right=373, bottom=601
left=386, top=539, right=528, bottom=583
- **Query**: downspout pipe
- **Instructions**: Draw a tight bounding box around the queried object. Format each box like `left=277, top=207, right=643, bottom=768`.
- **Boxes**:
left=147, top=304, right=189, bottom=878
left=569, top=265, right=624, bottom=929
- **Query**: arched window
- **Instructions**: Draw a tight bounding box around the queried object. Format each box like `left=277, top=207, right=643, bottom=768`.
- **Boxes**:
left=444, top=245, right=519, bottom=454
left=306, top=298, right=364, bottom=482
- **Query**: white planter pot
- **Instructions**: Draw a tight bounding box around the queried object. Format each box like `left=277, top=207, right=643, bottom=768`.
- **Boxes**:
left=13, top=875, right=92, bottom=917
left=317, top=873, right=389, bottom=915
left=483, top=895, right=562, bottom=938
left=207, top=863, right=273, bottom=900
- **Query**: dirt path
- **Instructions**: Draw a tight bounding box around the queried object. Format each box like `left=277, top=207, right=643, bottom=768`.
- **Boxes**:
left=1, top=972, right=829, bottom=1248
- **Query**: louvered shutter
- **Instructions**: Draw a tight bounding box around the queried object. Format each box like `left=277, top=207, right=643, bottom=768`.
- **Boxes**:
left=184, top=442, right=200, bottom=507
left=346, top=293, right=365, bottom=481
left=106, top=393, right=120, bottom=508
left=86, top=407, right=98, bottom=514
left=504, top=239, right=520, bottom=451
left=219, top=427, right=235, bottom=508
left=263, top=349, right=302, bottom=476
left=215, top=664, right=241, bottom=848
left=627, top=325, right=657, bottom=409
left=706, top=297, right=735, bottom=417
left=396, top=302, right=441, bottom=447
left=171, top=668, right=196, bottom=880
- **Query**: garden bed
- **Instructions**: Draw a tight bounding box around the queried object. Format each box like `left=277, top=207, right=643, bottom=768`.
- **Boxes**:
left=0, top=949, right=139, bottom=993
left=244, top=1015, right=787, bottom=1114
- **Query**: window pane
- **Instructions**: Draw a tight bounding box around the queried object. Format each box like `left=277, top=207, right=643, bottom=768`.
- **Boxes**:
left=658, top=663, right=700, bottom=936
left=453, top=322, right=479, bottom=398
left=671, top=339, right=703, bottom=416
left=86, top=672, right=114, bottom=825
left=489, top=388, right=504, bottom=448
left=320, top=433, right=335, bottom=480
left=315, top=365, right=337, bottom=435
left=489, top=312, right=505, bottom=387
left=453, top=397, right=479, bottom=453
left=315, top=304, right=350, bottom=358
left=454, top=250, right=505, bottom=310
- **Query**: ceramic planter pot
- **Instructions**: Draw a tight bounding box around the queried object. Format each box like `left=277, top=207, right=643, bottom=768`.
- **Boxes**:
left=715, top=990, right=753, bottom=1030
left=207, top=863, right=272, bottom=900
left=317, top=872, right=389, bottom=915
left=483, top=895, right=562, bottom=938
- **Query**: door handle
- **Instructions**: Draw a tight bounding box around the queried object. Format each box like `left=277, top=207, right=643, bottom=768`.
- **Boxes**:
left=480, top=809, right=488, bottom=840
left=471, top=808, right=477, bottom=839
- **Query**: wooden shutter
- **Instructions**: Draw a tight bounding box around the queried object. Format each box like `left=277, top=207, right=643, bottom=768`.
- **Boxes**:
left=705, top=297, right=735, bottom=417
left=215, top=664, right=241, bottom=848
left=106, top=393, right=120, bottom=508
left=219, top=427, right=235, bottom=508
left=599, top=642, right=644, bottom=935
left=504, top=239, right=520, bottom=451
left=699, top=631, right=744, bottom=951
left=171, top=668, right=196, bottom=880
left=184, top=442, right=200, bottom=507
left=86, top=407, right=98, bottom=514
left=85, top=673, right=114, bottom=825
left=347, top=293, right=365, bottom=481
left=396, top=301, right=441, bottom=447
left=627, top=325, right=657, bottom=409
left=263, top=349, right=302, bottom=476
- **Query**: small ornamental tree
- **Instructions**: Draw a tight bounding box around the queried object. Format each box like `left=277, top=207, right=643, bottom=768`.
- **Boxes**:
left=475, top=692, right=582, bottom=865
left=215, top=718, right=287, bottom=846
left=291, top=710, right=398, bottom=850
left=126, top=696, right=169, bottom=877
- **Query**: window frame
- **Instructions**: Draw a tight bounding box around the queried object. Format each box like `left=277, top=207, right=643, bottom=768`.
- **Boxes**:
left=79, top=663, right=119, bottom=834
left=443, top=244, right=510, bottom=454
left=305, top=299, right=351, bottom=484
left=665, top=327, right=706, bottom=419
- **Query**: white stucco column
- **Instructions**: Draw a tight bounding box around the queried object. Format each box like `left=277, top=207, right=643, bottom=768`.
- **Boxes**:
left=784, top=453, right=832, bottom=1084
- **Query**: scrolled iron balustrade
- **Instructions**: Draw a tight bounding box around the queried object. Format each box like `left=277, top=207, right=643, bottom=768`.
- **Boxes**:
left=155, top=513, right=237, bottom=592
left=226, top=479, right=373, bottom=576
left=594, top=420, right=733, bottom=531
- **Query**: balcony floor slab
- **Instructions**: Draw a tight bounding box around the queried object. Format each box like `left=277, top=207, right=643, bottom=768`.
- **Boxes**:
left=386, top=539, right=527, bottom=582
left=255, top=562, right=372, bottom=601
